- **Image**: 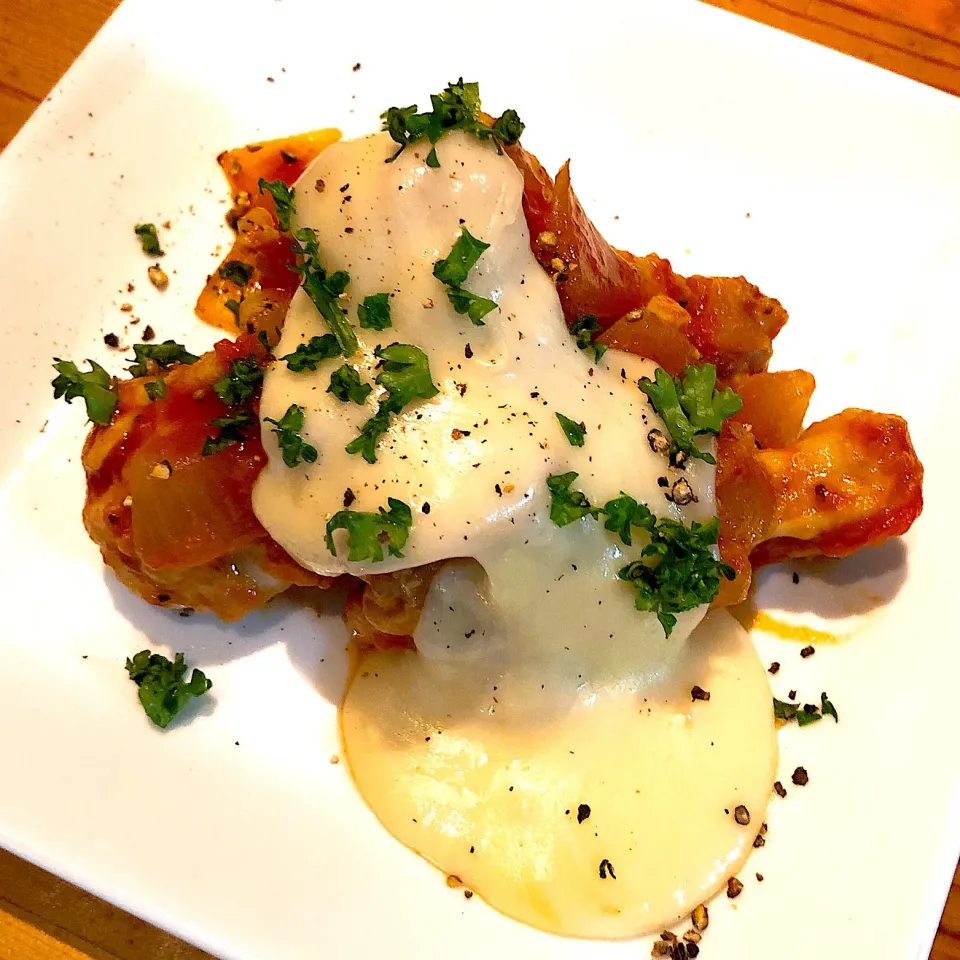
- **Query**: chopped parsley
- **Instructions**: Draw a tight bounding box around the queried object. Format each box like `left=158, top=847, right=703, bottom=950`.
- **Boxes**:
left=218, top=259, right=253, bottom=286
left=545, top=472, right=600, bottom=527
left=328, top=364, right=372, bottom=404
left=774, top=692, right=839, bottom=726
left=346, top=343, right=438, bottom=463
left=600, top=493, right=655, bottom=546
left=125, top=650, right=212, bottom=729
left=134, top=223, right=164, bottom=257
left=358, top=293, right=392, bottom=330
left=618, top=517, right=736, bottom=636
left=257, top=178, right=295, bottom=231
left=212, top=356, right=263, bottom=406
left=51, top=358, right=117, bottom=425
left=433, top=227, right=498, bottom=326
left=446, top=287, right=498, bottom=326
left=202, top=410, right=254, bottom=456
left=555, top=412, right=586, bottom=447
left=325, top=497, right=413, bottom=562
left=144, top=379, right=167, bottom=402
left=224, top=298, right=241, bottom=319
left=381, top=79, right=524, bottom=168
left=433, top=228, right=489, bottom=286
left=292, top=228, right=358, bottom=356
left=264, top=403, right=318, bottom=468
left=127, top=340, right=199, bottom=378
left=640, top=364, right=742, bottom=465
left=280, top=334, right=341, bottom=372
left=570, top=315, right=608, bottom=363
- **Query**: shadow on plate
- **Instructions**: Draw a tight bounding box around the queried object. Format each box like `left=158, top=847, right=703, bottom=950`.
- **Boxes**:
left=104, top=571, right=352, bottom=709
left=751, top=538, right=909, bottom=621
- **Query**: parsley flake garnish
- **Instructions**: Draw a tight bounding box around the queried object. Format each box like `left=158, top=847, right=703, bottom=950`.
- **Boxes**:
left=617, top=516, right=736, bottom=636
left=51, top=358, right=118, bottom=425
left=127, top=340, right=199, bottom=378
left=381, top=79, right=524, bottom=168
left=125, top=650, right=212, bottom=729
left=257, top=178, right=295, bottom=231
left=640, top=364, right=742, bottom=465
left=600, top=493, right=655, bottom=546
left=218, top=260, right=253, bottom=286
left=570, top=315, right=608, bottom=363
left=774, top=692, right=839, bottom=726
left=328, top=364, right=372, bottom=404
left=346, top=343, right=438, bottom=463
left=545, top=472, right=601, bottom=527
left=280, top=334, right=342, bottom=372
left=434, top=229, right=489, bottom=286
left=202, top=410, right=254, bottom=457
left=433, top=227, right=498, bottom=326
left=358, top=292, right=392, bottom=330
left=144, top=379, right=167, bottom=402
left=555, top=412, right=586, bottom=447
left=134, top=223, right=164, bottom=257
left=325, top=497, right=413, bottom=562
left=264, top=403, right=318, bottom=468
left=292, top=228, right=358, bottom=356
left=212, top=356, right=263, bottom=406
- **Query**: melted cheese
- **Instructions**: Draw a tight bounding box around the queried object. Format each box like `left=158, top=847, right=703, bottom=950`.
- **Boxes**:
left=252, top=129, right=777, bottom=938
left=253, top=130, right=713, bottom=578
left=343, top=607, right=776, bottom=937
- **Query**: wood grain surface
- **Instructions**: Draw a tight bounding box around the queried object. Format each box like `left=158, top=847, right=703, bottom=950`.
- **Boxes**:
left=0, top=0, right=958, bottom=957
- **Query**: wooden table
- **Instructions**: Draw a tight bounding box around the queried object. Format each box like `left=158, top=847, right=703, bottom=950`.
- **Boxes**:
left=1, top=0, right=958, bottom=956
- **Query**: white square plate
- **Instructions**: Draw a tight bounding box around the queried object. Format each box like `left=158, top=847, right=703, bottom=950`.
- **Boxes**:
left=1, top=1, right=958, bottom=957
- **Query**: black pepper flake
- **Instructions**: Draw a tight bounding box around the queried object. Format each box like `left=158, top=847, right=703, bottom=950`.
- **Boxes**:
left=788, top=689, right=797, bottom=700
left=344, top=226, right=354, bottom=234
left=691, top=685, right=710, bottom=702
left=469, top=845, right=475, bottom=853
left=657, top=476, right=669, bottom=488
left=103, top=332, right=120, bottom=348
left=157, top=593, right=171, bottom=603
left=352, top=62, right=361, bottom=71
left=800, top=645, right=815, bottom=658
left=343, top=488, right=356, bottom=508
left=753, top=833, right=765, bottom=848
left=464, top=343, right=473, bottom=359
left=755, top=873, right=764, bottom=882
left=726, top=876, right=743, bottom=898
left=339, top=182, right=350, bottom=193
left=463, top=890, right=473, bottom=899
left=734, top=804, right=750, bottom=825
left=576, top=803, right=591, bottom=824
left=792, top=766, right=809, bottom=786
left=495, top=484, right=502, bottom=497
left=142, top=324, right=155, bottom=341
left=768, top=662, right=780, bottom=675
left=792, top=571, right=800, bottom=584
left=598, top=858, right=616, bottom=879
left=647, top=428, right=670, bottom=455
left=422, top=502, right=431, bottom=515
left=668, top=477, right=698, bottom=505
left=774, top=780, right=787, bottom=798
left=686, top=945, right=700, bottom=959
left=280, top=150, right=299, bottom=164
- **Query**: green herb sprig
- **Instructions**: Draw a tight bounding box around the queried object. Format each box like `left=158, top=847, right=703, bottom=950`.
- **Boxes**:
left=51, top=358, right=118, bottom=425
left=127, top=341, right=199, bottom=378
left=134, top=223, right=164, bottom=257
left=257, top=179, right=295, bottom=231
left=292, top=228, right=358, bottom=356
left=264, top=403, right=318, bottom=468
left=346, top=343, right=438, bottom=463
left=433, top=227, right=498, bottom=325
left=640, top=364, right=741, bottom=465
left=325, top=498, right=413, bottom=562
left=125, top=650, right=212, bottom=729
left=381, top=79, right=524, bottom=168
left=570, top=315, right=608, bottom=363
